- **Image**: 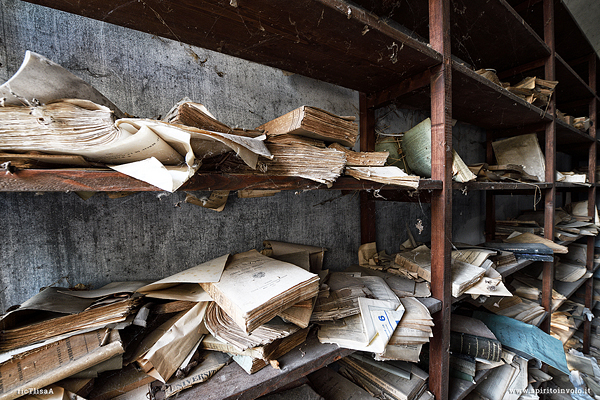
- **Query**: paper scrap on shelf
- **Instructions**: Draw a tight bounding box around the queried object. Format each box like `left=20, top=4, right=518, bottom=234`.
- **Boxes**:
left=0, top=50, right=124, bottom=117
left=137, top=253, right=229, bottom=296
left=492, top=133, right=545, bottom=182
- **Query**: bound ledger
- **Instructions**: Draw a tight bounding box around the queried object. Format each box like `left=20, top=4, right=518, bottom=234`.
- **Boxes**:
left=200, top=250, right=320, bottom=333
left=257, top=106, right=358, bottom=147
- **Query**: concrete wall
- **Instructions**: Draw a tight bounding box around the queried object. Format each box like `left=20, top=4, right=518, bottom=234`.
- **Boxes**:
left=0, top=0, right=485, bottom=310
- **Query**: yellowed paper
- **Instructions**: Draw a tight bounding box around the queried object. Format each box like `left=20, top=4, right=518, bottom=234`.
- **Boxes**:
left=0, top=51, right=123, bottom=116
left=141, top=283, right=212, bottom=302
left=263, top=240, right=326, bottom=272
left=358, top=242, right=378, bottom=267
left=452, top=149, right=477, bottom=183
left=492, top=134, right=545, bottom=182
left=185, top=191, right=230, bottom=212
left=162, top=352, right=230, bottom=397
left=110, top=158, right=197, bottom=192
left=346, top=166, right=420, bottom=188
left=140, top=302, right=209, bottom=383
left=137, top=253, right=229, bottom=294
left=465, top=267, right=512, bottom=298
left=201, top=250, right=319, bottom=332
left=237, top=190, right=281, bottom=198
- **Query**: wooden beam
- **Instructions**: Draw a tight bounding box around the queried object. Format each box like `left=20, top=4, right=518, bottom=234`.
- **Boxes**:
left=0, top=170, right=441, bottom=192
left=428, top=0, right=451, bottom=399
left=590, top=54, right=597, bottom=96
left=512, top=0, right=543, bottom=14
left=367, top=69, right=433, bottom=108
left=368, top=189, right=432, bottom=203
left=497, top=57, right=548, bottom=80
left=584, top=57, right=597, bottom=354
left=558, top=97, right=596, bottom=110
left=485, top=135, right=496, bottom=242
left=567, top=53, right=596, bottom=69
left=540, top=0, right=556, bottom=336
left=359, top=92, right=377, bottom=244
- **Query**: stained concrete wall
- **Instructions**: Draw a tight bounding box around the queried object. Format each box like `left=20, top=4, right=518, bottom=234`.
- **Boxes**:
left=0, top=0, right=485, bottom=310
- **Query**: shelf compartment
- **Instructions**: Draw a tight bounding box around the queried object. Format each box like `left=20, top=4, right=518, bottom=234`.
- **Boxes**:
left=21, top=0, right=442, bottom=94
left=507, top=0, right=600, bottom=95
left=509, top=0, right=597, bottom=66
left=350, top=0, right=550, bottom=74
left=555, top=54, right=598, bottom=109
left=499, top=53, right=597, bottom=117
left=0, top=169, right=443, bottom=192
left=396, top=61, right=553, bottom=129
left=496, top=259, right=535, bottom=278
left=555, top=119, right=595, bottom=146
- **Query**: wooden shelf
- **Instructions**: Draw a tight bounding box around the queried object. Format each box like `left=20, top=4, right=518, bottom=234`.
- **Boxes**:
left=7, top=1, right=599, bottom=399
left=350, top=0, right=551, bottom=73
left=396, top=60, right=554, bottom=129
left=555, top=273, right=594, bottom=308
left=20, top=0, right=442, bottom=95
left=0, top=170, right=442, bottom=192
left=555, top=119, right=595, bottom=150
left=512, top=54, right=598, bottom=117
left=536, top=311, right=550, bottom=327
left=555, top=182, right=593, bottom=190
left=509, top=0, right=596, bottom=62
left=555, top=54, right=598, bottom=110
left=172, top=329, right=353, bottom=400
left=560, top=316, right=585, bottom=348
left=453, top=182, right=553, bottom=192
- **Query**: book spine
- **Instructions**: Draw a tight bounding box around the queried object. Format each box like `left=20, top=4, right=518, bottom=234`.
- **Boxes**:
left=0, top=329, right=123, bottom=399
left=338, top=357, right=410, bottom=400
left=449, top=332, right=502, bottom=362
left=257, top=107, right=304, bottom=136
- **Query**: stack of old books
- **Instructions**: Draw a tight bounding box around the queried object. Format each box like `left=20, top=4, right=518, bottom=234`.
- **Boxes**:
left=0, top=284, right=144, bottom=399
left=391, top=245, right=510, bottom=298
left=506, top=76, right=558, bottom=107
left=168, top=100, right=358, bottom=186
left=313, top=268, right=435, bottom=367
left=468, top=163, right=540, bottom=182
left=0, top=243, right=323, bottom=399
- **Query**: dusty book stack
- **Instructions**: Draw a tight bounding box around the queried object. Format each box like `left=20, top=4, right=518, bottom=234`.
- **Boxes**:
left=0, top=52, right=418, bottom=193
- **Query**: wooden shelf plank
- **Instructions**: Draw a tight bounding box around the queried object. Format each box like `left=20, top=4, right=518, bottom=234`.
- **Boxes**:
left=555, top=274, right=594, bottom=305
left=497, top=259, right=535, bottom=278
left=173, top=330, right=353, bottom=400
left=555, top=182, right=593, bottom=190
left=555, top=119, right=595, bottom=155
left=21, top=0, right=442, bottom=94
left=350, top=0, right=550, bottom=73
left=453, top=182, right=553, bottom=191
left=0, top=170, right=442, bottom=192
